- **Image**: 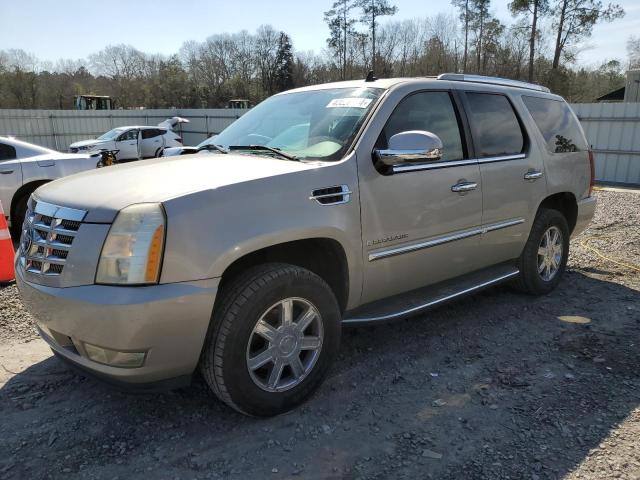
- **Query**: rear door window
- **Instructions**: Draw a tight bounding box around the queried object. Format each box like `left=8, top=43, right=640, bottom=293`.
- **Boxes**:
left=379, top=91, right=465, bottom=161
left=465, top=93, right=525, bottom=158
left=141, top=128, right=158, bottom=139
left=0, top=143, right=17, bottom=161
left=522, top=96, right=588, bottom=153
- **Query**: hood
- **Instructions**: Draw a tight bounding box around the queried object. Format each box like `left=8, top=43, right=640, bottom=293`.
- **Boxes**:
left=161, top=146, right=197, bottom=157
left=69, top=139, right=109, bottom=148
left=35, top=154, right=318, bottom=223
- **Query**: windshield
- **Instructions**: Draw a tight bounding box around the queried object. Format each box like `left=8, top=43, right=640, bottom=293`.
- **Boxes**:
left=211, top=87, right=383, bottom=161
left=97, top=128, right=125, bottom=141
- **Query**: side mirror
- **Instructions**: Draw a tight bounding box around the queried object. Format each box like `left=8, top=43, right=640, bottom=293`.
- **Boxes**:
left=374, top=130, right=443, bottom=167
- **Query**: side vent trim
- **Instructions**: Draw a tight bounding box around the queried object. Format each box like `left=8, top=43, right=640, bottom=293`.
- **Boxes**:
left=309, top=185, right=352, bottom=205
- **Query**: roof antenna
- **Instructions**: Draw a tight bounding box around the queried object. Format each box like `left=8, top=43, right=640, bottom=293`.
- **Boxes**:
left=365, top=70, right=377, bottom=82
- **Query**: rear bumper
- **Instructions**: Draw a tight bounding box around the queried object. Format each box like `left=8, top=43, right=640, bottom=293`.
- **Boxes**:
left=572, top=196, right=597, bottom=238
left=16, top=267, right=219, bottom=386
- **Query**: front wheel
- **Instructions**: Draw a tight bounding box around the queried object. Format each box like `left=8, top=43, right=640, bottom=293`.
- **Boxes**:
left=514, top=208, right=570, bottom=295
left=10, top=194, right=29, bottom=238
left=200, top=263, right=341, bottom=416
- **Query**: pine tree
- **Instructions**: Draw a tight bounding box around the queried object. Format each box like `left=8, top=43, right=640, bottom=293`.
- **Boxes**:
left=274, top=32, right=294, bottom=92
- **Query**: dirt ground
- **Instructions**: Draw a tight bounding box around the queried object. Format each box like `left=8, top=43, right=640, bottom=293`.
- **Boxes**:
left=1, top=188, right=639, bottom=480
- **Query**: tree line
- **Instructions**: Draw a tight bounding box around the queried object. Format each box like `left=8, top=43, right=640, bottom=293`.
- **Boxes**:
left=0, top=0, right=634, bottom=110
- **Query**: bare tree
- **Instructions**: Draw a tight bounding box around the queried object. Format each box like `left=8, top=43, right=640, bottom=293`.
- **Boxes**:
left=628, top=36, right=640, bottom=69
left=452, top=0, right=471, bottom=72
left=355, top=0, right=398, bottom=72
left=324, top=0, right=357, bottom=80
left=469, top=0, right=491, bottom=73
left=509, top=0, right=549, bottom=82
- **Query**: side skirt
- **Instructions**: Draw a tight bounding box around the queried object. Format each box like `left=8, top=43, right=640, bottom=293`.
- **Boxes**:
left=342, top=263, right=519, bottom=326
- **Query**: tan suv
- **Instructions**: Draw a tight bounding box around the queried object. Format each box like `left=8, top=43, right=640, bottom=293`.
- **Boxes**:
left=16, top=74, right=596, bottom=416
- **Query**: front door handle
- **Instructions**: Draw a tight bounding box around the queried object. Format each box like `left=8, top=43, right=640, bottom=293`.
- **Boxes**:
left=0, top=170, right=14, bottom=175
left=524, top=170, right=544, bottom=181
left=451, top=181, right=477, bottom=193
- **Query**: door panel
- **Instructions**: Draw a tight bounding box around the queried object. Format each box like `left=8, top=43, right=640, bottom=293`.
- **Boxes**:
left=356, top=90, right=483, bottom=304
left=359, top=164, right=483, bottom=303
left=0, top=143, right=22, bottom=219
left=141, top=128, right=163, bottom=157
left=0, top=159, right=22, bottom=220
left=461, top=91, right=547, bottom=266
left=115, top=129, right=140, bottom=160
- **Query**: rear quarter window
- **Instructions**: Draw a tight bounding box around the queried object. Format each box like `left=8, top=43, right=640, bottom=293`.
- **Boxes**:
left=465, top=92, right=525, bottom=158
left=522, top=96, right=588, bottom=153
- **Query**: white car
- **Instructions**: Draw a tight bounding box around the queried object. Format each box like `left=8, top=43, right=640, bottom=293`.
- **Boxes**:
left=161, top=135, right=219, bottom=157
left=69, top=117, right=188, bottom=161
left=0, top=136, right=101, bottom=234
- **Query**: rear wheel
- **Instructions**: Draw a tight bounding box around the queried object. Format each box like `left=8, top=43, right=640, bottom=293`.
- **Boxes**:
left=514, top=208, right=570, bottom=295
left=200, top=263, right=341, bottom=416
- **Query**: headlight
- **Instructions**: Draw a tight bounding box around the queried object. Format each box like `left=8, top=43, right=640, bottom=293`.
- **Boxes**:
left=96, top=203, right=165, bottom=285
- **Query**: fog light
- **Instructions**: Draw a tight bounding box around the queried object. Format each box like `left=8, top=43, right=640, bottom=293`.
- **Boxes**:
left=84, top=343, right=146, bottom=368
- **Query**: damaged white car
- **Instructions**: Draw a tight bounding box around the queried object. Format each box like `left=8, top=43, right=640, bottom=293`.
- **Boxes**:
left=69, top=117, right=188, bottom=161
left=0, top=136, right=101, bottom=234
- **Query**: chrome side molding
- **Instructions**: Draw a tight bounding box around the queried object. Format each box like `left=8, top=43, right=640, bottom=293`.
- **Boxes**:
left=368, top=218, right=524, bottom=262
left=391, top=153, right=526, bottom=173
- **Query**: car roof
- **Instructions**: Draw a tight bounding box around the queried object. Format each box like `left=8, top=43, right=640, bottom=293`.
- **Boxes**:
left=0, top=136, right=56, bottom=154
left=281, top=74, right=562, bottom=101
left=113, top=126, right=163, bottom=130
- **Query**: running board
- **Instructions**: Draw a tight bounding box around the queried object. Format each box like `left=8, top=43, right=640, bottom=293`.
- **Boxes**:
left=342, top=264, right=520, bottom=326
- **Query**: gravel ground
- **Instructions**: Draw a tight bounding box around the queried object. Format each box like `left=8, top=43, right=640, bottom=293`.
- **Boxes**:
left=1, top=188, right=638, bottom=480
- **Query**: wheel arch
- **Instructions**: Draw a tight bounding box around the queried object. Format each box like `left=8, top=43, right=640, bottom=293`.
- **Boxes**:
left=10, top=180, right=50, bottom=225
left=536, top=191, right=578, bottom=234
left=218, top=238, right=351, bottom=314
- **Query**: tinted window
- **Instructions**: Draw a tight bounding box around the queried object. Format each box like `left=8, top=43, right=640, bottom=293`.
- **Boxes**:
left=0, top=143, right=17, bottom=161
left=379, top=91, right=464, bottom=161
left=522, top=96, right=588, bottom=153
left=465, top=93, right=524, bottom=157
left=141, top=128, right=161, bottom=139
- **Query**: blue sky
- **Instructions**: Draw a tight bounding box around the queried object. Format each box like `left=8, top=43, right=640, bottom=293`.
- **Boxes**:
left=0, top=0, right=638, bottom=67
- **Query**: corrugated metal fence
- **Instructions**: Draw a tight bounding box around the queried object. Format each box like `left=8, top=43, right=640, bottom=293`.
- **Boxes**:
left=0, top=108, right=249, bottom=152
left=1, top=104, right=639, bottom=186
left=571, top=103, right=640, bottom=186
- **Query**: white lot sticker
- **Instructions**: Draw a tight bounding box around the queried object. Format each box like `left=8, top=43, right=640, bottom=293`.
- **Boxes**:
left=326, top=98, right=373, bottom=108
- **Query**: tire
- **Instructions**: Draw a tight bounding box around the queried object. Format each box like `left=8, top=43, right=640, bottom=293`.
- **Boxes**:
left=10, top=194, right=28, bottom=239
left=514, top=208, right=570, bottom=295
left=200, top=263, right=341, bottom=416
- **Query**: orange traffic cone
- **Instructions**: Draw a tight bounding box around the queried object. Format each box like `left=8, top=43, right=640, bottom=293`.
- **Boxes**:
left=0, top=201, right=16, bottom=283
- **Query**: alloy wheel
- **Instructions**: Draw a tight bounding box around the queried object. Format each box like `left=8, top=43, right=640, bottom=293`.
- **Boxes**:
left=537, top=226, right=563, bottom=281
left=246, top=297, right=324, bottom=392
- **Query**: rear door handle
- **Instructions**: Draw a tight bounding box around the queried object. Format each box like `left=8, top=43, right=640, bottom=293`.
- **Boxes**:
left=451, top=181, right=477, bottom=193
left=0, top=170, right=14, bottom=175
left=524, top=170, right=544, bottom=180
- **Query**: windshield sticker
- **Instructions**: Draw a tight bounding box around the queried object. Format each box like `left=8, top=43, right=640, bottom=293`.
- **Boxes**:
left=326, top=98, right=373, bottom=109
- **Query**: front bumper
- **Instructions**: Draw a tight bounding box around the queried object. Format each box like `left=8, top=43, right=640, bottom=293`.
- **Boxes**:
left=572, top=196, right=597, bottom=238
left=16, top=267, right=219, bottom=386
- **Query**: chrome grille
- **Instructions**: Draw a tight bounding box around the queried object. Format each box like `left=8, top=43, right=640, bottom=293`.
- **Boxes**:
left=19, top=198, right=87, bottom=277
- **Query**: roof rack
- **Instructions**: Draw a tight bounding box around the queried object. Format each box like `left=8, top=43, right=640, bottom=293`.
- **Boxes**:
left=437, top=73, right=550, bottom=93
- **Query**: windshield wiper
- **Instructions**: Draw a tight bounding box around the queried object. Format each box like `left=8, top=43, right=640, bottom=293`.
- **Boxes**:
left=198, top=144, right=228, bottom=154
left=228, top=145, right=298, bottom=161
